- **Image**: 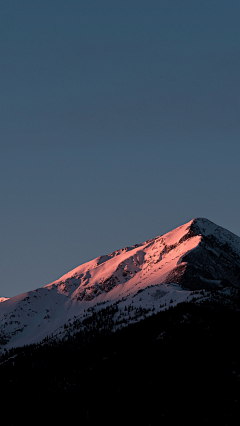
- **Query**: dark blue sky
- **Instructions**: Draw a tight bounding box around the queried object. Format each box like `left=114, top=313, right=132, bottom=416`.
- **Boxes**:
left=1, top=1, right=240, bottom=296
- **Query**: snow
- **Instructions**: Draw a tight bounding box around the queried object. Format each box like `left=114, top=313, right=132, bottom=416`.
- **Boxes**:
left=0, top=217, right=239, bottom=352
left=0, top=297, right=9, bottom=303
left=192, top=218, right=240, bottom=253
left=163, top=219, right=193, bottom=246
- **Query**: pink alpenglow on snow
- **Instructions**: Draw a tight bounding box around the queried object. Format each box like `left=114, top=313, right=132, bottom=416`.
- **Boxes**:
left=1, top=218, right=240, bottom=351
left=0, top=298, right=9, bottom=303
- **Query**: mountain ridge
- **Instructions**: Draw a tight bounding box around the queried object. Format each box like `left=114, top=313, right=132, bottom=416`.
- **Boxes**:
left=1, top=217, right=240, bottom=351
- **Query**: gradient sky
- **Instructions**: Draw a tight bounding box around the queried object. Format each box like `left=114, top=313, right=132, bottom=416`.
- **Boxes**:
left=1, top=0, right=240, bottom=297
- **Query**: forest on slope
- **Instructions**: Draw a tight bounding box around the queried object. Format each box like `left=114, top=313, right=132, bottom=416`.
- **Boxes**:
left=1, top=293, right=240, bottom=425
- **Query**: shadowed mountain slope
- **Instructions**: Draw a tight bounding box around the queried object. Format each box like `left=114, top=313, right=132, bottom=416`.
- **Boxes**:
left=165, top=218, right=240, bottom=289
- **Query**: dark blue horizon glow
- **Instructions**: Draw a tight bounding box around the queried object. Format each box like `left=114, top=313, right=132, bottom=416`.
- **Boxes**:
left=1, top=1, right=240, bottom=297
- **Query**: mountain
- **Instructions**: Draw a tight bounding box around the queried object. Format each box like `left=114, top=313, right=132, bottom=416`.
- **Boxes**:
left=1, top=217, right=240, bottom=426
left=1, top=217, right=240, bottom=351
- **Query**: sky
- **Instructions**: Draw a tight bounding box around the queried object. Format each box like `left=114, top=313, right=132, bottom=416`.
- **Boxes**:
left=1, top=0, right=240, bottom=297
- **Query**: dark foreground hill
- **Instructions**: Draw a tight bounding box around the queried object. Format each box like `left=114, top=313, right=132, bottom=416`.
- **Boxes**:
left=1, top=294, right=240, bottom=426
left=1, top=218, right=240, bottom=425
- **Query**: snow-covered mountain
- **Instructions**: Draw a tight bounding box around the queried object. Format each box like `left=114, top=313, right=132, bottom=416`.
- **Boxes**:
left=1, top=218, right=240, bottom=351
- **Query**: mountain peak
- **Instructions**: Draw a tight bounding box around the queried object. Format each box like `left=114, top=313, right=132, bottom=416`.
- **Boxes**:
left=1, top=217, right=240, bottom=351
